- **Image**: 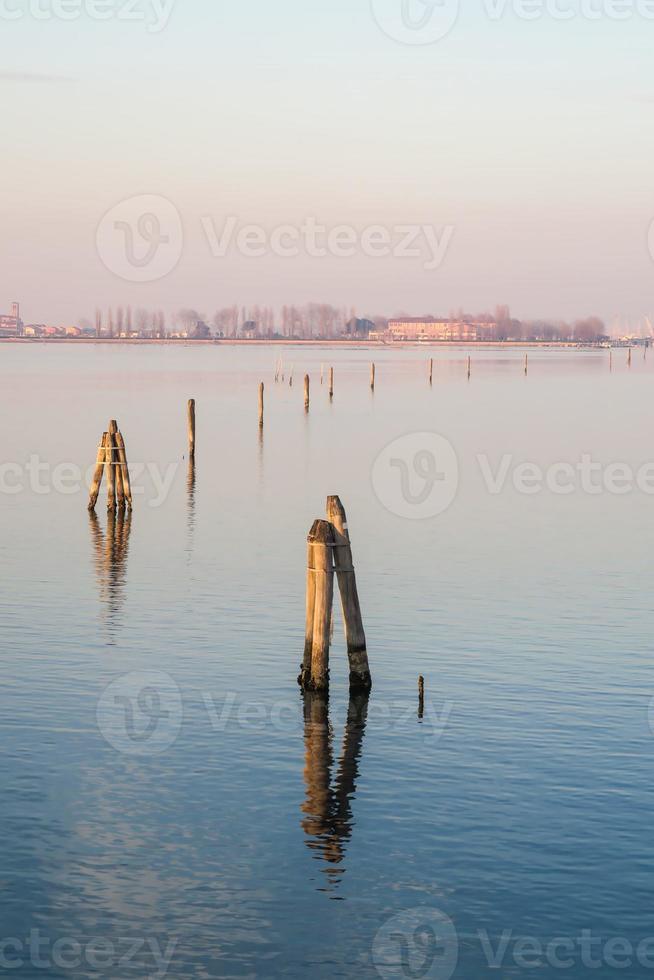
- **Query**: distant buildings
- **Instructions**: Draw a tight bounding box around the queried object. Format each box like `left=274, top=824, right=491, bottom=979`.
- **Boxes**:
left=372, top=317, right=495, bottom=342
left=0, top=302, right=23, bottom=337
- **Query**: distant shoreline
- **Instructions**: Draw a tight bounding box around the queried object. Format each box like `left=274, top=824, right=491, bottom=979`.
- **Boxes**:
left=0, top=338, right=611, bottom=349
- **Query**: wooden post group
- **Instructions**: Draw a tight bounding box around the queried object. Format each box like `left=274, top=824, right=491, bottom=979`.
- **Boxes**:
left=88, top=420, right=133, bottom=513
left=299, top=496, right=372, bottom=694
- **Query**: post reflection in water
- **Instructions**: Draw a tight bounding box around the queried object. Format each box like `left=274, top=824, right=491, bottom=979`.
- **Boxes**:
left=301, top=691, right=369, bottom=893
left=186, top=457, right=196, bottom=557
left=88, top=509, right=132, bottom=636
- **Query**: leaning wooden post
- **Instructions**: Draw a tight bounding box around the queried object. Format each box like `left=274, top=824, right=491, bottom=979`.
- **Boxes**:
left=115, top=430, right=133, bottom=510
left=88, top=432, right=108, bottom=512
left=329, top=368, right=334, bottom=399
left=109, top=421, right=125, bottom=511
left=259, top=383, right=265, bottom=428
left=304, top=375, right=310, bottom=413
left=326, top=495, right=372, bottom=692
left=106, top=421, right=117, bottom=512
left=300, top=520, right=335, bottom=692
left=370, top=363, right=376, bottom=391
left=187, top=399, right=196, bottom=458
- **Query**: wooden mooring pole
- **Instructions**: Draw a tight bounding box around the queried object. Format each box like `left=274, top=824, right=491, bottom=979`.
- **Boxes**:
left=304, top=375, right=310, bottom=413
left=187, top=399, right=196, bottom=458
left=429, top=358, right=433, bottom=385
left=327, top=495, right=372, bottom=692
left=106, top=420, right=117, bottom=512
left=467, top=356, right=471, bottom=381
left=88, top=432, right=108, bottom=512
left=299, top=520, right=335, bottom=692
left=370, top=363, right=376, bottom=391
left=329, top=368, right=334, bottom=400
left=418, top=676, right=425, bottom=719
left=259, top=383, right=265, bottom=428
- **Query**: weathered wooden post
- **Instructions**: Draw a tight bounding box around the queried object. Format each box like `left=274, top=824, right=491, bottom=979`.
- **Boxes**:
left=429, top=358, right=433, bottom=385
left=106, top=421, right=117, bottom=512
left=329, top=368, right=334, bottom=400
left=467, top=356, right=471, bottom=380
left=88, top=432, right=108, bottom=512
left=326, top=495, right=372, bottom=692
left=320, top=364, right=324, bottom=385
left=109, top=421, right=125, bottom=511
left=187, top=399, right=196, bottom=458
left=525, top=354, right=529, bottom=376
left=610, top=349, right=613, bottom=372
left=259, top=383, right=265, bottom=428
left=304, top=375, right=310, bottom=413
left=300, top=520, right=335, bottom=692
left=418, top=676, right=425, bottom=719
left=115, top=431, right=133, bottom=510
left=370, top=363, right=376, bottom=391
left=628, top=347, right=632, bottom=368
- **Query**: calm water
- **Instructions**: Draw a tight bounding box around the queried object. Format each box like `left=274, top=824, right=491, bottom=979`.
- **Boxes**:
left=1, top=343, right=653, bottom=979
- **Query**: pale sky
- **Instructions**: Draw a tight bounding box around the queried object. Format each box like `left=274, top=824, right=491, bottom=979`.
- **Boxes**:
left=1, top=0, right=653, bottom=326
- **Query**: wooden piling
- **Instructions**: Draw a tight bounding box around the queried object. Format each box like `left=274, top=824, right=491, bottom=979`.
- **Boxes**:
left=329, top=368, right=334, bottom=399
left=370, top=363, right=376, bottom=391
left=628, top=348, right=632, bottom=368
left=524, top=354, right=528, bottom=376
left=88, top=432, right=108, bottom=512
left=418, top=676, right=425, bottom=719
left=187, top=399, right=196, bottom=458
left=259, top=383, right=265, bottom=428
left=467, top=356, right=471, bottom=380
left=304, top=375, right=310, bottom=413
left=300, top=520, right=335, bottom=692
left=114, top=431, right=133, bottom=509
left=106, top=421, right=117, bottom=512
left=326, top=495, right=372, bottom=692
left=429, top=358, right=433, bottom=385
left=109, top=421, right=125, bottom=511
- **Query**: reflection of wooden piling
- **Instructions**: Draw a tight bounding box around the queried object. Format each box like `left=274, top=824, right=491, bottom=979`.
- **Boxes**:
left=88, top=432, right=108, bottom=512
left=187, top=399, right=196, bottom=457
left=259, top=383, right=265, bottom=428
left=370, top=363, right=375, bottom=391
left=300, top=520, right=335, bottom=692
left=326, top=495, right=372, bottom=692
left=301, top=690, right=369, bottom=883
left=304, top=375, right=310, bottom=413
left=329, top=368, right=334, bottom=400
left=106, top=421, right=117, bottom=512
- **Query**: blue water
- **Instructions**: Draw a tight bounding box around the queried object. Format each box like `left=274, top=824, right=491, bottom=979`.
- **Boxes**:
left=1, top=343, right=653, bottom=978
